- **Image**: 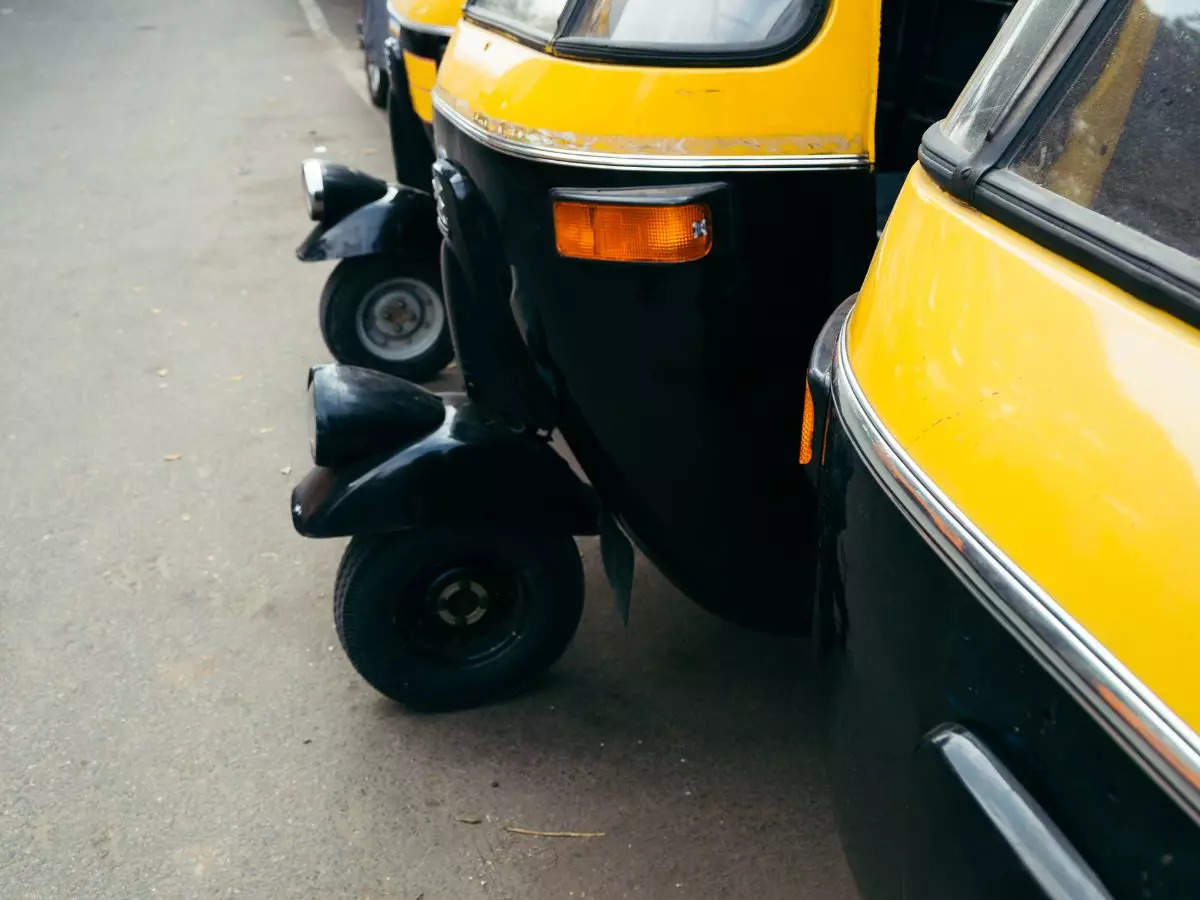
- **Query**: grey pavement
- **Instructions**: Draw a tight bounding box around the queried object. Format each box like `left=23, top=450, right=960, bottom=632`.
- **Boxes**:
left=0, top=0, right=856, bottom=897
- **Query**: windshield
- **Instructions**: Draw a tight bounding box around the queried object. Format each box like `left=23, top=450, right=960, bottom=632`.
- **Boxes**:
left=468, top=0, right=571, bottom=37
left=1011, top=0, right=1200, bottom=258
left=561, top=0, right=817, bottom=46
left=941, top=0, right=1080, bottom=152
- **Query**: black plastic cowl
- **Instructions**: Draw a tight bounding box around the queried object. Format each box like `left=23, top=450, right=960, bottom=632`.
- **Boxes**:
left=302, top=159, right=389, bottom=226
left=308, top=364, right=445, bottom=468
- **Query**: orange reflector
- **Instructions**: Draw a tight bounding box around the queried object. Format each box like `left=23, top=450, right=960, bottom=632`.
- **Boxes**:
left=799, top=379, right=815, bottom=465
left=553, top=201, right=712, bottom=263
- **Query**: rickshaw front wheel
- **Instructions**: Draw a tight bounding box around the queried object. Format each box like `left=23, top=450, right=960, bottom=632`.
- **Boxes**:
left=319, top=255, right=453, bottom=383
left=333, top=530, right=585, bottom=711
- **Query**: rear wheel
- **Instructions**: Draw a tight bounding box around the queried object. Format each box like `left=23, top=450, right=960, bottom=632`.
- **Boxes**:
left=334, top=530, right=585, bottom=710
left=366, top=59, right=388, bottom=108
left=319, top=255, right=453, bottom=382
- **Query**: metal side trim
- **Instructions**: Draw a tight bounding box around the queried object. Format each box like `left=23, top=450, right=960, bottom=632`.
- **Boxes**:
left=391, top=13, right=455, bottom=38
left=432, top=91, right=871, bottom=173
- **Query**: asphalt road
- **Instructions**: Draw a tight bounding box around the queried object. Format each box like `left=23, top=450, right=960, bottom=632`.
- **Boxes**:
left=0, top=1, right=856, bottom=897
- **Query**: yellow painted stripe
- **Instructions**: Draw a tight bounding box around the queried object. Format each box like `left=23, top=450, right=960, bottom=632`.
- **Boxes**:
left=403, top=51, right=438, bottom=123
left=848, top=166, right=1200, bottom=734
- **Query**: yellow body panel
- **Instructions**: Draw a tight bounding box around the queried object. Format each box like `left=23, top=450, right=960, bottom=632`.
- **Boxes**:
left=388, top=0, right=461, bottom=29
left=403, top=50, right=439, bottom=123
left=848, top=167, right=1200, bottom=733
left=434, top=10, right=881, bottom=160
left=388, top=0, right=457, bottom=124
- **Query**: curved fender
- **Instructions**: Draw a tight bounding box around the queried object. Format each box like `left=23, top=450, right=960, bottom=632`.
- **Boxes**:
left=291, top=396, right=601, bottom=538
left=296, top=185, right=439, bottom=263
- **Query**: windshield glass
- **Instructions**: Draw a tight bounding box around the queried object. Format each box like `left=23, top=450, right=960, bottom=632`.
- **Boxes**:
left=1011, top=0, right=1200, bottom=258
left=561, top=0, right=818, bottom=47
left=468, top=0, right=570, bottom=36
left=941, top=0, right=1079, bottom=152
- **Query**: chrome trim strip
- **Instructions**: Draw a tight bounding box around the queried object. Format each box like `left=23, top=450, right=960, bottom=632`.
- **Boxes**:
left=833, top=320, right=1200, bottom=823
left=929, top=726, right=1113, bottom=900
left=301, top=158, right=324, bottom=221
left=391, top=13, right=455, bottom=38
left=432, top=92, right=870, bottom=173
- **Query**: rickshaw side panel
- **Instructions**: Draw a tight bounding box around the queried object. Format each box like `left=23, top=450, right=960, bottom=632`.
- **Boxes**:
left=849, top=167, right=1200, bottom=736
left=815, top=153, right=1200, bottom=898
left=389, top=0, right=456, bottom=130
left=815, top=410, right=1200, bottom=899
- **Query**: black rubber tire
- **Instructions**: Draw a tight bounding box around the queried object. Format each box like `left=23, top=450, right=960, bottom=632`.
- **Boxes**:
left=366, top=59, right=389, bottom=108
left=334, top=530, right=585, bottom=711
left=319, top=255, right=453, bottom=383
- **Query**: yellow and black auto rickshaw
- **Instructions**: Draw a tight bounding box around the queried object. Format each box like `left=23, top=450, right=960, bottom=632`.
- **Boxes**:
left=289, top=0, right=1014, bottom=709
left=802, top=0, right=1200, bottom=894
left=384, top=0, right=459, bottom=184
left=295, top=0, right=460, bottom=381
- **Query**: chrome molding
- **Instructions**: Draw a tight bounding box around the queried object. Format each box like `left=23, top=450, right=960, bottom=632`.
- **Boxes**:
left=301, top=158, right=324, bottom=221
left=833, top=320, right=1200, bottom=824
left=390, top=13, right=455, bottom=38
left=432, top=92, right=870, bottom=173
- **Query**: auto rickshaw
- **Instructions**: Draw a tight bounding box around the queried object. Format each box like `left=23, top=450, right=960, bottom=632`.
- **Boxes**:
left=802, top=0, right=1200, bottom=894
left=290, top=0, right=1014, bottom=708
left=295, top=0, right=460, bottom=381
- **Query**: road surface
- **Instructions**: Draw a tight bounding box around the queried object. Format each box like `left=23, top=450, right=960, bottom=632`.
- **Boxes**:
left=0, top=0, right=856, bottom=896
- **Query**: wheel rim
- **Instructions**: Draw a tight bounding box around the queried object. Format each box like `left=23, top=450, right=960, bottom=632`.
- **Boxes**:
left=354, top=277, right=445, bottom=362
left=367, top=62, right=383, bottom=95
left=396, top=563, right=528, bottom=666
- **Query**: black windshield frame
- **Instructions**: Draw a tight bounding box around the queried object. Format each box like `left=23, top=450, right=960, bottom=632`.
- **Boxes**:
left=462, top=1, right=571, bottom=48
left=918, top=0, right=1200, bottom=328
left=463, top=0, right=831, bottom=66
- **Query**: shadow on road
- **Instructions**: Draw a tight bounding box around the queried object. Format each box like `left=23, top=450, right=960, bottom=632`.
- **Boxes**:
left=347, top=547, right=850, bottom=898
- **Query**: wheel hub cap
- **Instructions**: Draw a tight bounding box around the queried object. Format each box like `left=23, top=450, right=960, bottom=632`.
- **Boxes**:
left=434, top=577, right=490, bottom=626
left=355, top=277, right=445, bottom=362
left=373, top=293, right=422, bottom=339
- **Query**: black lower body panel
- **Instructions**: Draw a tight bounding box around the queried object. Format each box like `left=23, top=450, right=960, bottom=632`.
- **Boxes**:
left=817, top=403, right=1199, bottom=899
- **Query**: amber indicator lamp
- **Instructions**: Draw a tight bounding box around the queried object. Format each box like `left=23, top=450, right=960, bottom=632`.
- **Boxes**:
left=799, top=379, right=816, bottom=465
left=553, top=200, right=713, bottom=263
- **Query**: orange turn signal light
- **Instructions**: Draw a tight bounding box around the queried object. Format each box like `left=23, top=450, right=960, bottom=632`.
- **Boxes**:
left=553, top=200, right=712, bottom=263
left=799, top=379, right=816, bottom=465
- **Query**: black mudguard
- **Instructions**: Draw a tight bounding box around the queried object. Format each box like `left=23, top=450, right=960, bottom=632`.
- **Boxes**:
left=296, top=185, right=439, bottom=263
left=291, top=394, right=600, bottom=538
